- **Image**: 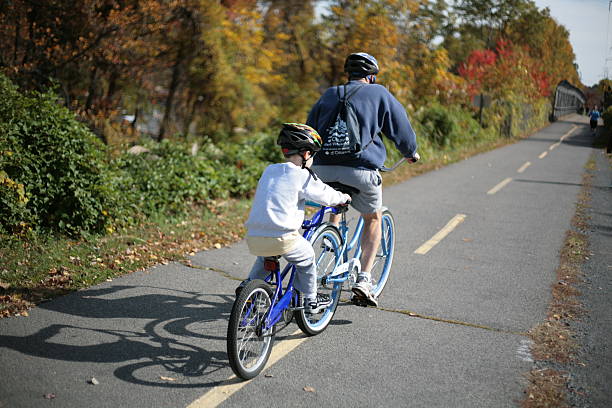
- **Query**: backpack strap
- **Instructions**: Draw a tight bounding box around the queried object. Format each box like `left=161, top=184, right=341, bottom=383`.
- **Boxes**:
left=338, top=82, right=376, bottom=153
left=338, top=82, right=366, bottom=103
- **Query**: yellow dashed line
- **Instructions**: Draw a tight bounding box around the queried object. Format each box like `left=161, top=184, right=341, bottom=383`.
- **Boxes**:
left=517, top=162, right=531, bottom=173
left=487, top=177, right=512, bottom=195
left=187, top=329, right=307, bottom=408
left=414, top=214, right=466, bottom=255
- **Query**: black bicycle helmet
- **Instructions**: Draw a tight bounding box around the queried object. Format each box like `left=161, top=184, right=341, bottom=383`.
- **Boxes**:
left=277, top=123, right=322, bottom=156
left=344, top=52, right=379, bottom=77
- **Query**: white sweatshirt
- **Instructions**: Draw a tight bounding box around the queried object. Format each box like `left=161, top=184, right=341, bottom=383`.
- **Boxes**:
left=245, top=162, right=349, bottom=239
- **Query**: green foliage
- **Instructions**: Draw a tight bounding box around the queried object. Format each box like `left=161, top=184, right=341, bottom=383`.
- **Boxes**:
left=108, top=132, right=282, bottom=225
left=0, top=74, right=114, bottom=235
left=414, top=103, right=495, bottom=148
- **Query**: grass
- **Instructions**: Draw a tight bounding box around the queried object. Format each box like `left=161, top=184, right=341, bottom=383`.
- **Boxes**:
left=0, top=121, right=547, bottom=318
left=0, top=199, right=250, bottom=317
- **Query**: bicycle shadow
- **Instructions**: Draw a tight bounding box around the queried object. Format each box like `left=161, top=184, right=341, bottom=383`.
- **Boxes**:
left=0, top=284, right=237, bottom=388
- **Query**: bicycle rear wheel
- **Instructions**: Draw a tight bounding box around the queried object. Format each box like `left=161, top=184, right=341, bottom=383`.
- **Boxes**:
left=295, top=224, right=343, bottom=336
left=370, top=209, right=395, bottom=298
left=227, top=280, right=275, bottom=380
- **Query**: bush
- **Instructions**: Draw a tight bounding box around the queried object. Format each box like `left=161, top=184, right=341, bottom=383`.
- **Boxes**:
left=0, top=74, right=114, bottom=235
left=108, top=132, right=281, bottom=223
left=414, top=103, right=495, bottom=149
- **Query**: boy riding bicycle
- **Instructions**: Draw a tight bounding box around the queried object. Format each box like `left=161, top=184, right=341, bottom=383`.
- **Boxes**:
left=238, top=123, right=351, bottom=314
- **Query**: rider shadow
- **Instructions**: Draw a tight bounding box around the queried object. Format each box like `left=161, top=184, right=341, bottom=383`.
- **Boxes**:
left=0, top=284, right=238, bottom=388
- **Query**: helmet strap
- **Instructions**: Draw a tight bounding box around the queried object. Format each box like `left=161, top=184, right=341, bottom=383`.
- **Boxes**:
left=300, top=151, right=318, bottom=180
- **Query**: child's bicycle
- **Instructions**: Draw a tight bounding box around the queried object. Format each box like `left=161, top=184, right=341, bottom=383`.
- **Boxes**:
left=226, top=159, right=405, bottom=380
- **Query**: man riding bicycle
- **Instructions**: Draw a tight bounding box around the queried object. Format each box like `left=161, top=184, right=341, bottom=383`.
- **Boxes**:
left=306, top=52, right=419, bottom=307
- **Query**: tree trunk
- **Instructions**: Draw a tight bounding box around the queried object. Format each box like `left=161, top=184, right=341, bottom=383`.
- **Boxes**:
left=85, top=66, right=98, bottom=112
left=13, top=19, right=20, bottom=65
left=158, top=47, right=184, bottom=141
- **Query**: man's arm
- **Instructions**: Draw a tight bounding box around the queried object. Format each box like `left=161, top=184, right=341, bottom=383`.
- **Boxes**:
left=380, top=92, right=418, bottom=158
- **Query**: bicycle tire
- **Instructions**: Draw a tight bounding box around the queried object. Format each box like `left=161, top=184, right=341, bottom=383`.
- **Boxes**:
left=295, top=224, right=343, bottom=336
left=370, top=208, right=395, bottom=298
left=227, top=279, right=275, bottom=380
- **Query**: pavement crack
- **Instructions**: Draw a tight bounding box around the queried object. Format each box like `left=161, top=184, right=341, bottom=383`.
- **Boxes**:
left=377, top=305, right=528, bottom=336
left=180, top=261, right=243, bottom=282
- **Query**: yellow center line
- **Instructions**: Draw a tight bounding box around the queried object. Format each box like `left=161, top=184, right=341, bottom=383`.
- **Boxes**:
left=517, top=161, right=531, bottom=173
left=560, top=125, right=577, bottom=141
left=549, top=141, right=561, bottom=151
left=188, top=329, right=307, bottom=408
left=414, top=214, right=466, bottom=255
left=538, top=151, right=548, bottom=159
left=487, top=177, right=512, bottom=195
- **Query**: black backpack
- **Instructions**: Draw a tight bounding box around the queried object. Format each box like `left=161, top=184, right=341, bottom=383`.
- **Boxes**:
left=317, top=83, right=371, bottom=163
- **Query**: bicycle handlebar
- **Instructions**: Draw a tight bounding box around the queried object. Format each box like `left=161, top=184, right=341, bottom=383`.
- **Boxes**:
left=379, top=158, right=407, bottom=172
left=380, top=153, right=420, bottom=172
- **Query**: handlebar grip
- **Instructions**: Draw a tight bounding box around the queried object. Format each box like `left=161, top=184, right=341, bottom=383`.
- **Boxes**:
left=335, top=204, right=350, bottom=214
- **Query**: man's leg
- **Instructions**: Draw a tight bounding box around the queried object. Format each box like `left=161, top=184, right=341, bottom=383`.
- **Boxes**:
left=360, top=210, right=382, bottom=274
left=351, top=210, right=381, bottom=307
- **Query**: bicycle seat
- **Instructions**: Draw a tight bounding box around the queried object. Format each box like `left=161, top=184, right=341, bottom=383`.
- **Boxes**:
left=327, top=182, right=360, bottom=196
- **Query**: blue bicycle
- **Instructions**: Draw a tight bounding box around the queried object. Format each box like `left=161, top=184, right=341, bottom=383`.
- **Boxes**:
left=226, top=161, right=402, bottom=380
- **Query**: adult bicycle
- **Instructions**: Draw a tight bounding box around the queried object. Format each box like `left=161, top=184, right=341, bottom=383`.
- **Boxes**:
left=227, top=159, right=405, bottom=380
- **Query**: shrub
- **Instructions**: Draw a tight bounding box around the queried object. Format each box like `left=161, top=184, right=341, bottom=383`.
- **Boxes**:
left=108, top=132, right=280, bottom=223
left=414, top=103, right=495, bottom=149
left=0, top=74, right=114, bottom=235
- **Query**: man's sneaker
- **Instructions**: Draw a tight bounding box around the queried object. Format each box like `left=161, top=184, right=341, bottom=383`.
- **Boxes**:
left=351, top=280, right=378, bottom=307
left=303, top=293, right=333, bottom=314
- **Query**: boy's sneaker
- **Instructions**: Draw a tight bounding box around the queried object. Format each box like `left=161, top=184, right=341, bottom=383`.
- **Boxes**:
left=351, top=280, right=378, bottom=307
left=303, top=293, right=333, bottom=314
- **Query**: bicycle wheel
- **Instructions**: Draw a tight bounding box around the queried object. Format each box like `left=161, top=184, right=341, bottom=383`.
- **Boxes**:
left=295, top=224, right=343, bottom=336
left=370, top=209, right=395, bottom=298
left=227, top=280, right=275, bottom=380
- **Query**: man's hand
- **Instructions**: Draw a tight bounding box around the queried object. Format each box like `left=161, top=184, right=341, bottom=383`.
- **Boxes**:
left=342, top=193, right=352, bottom=204
left=406, top=152, right=420, bottom=163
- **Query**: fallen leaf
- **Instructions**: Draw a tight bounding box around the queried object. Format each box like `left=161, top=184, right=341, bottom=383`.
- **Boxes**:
left=43, top=393, right=56, bottom=399
left=264, top=373, right=274, bottom=378
left=303, top=386, right=315, bottom=393
left=0, top=281, right=10, bottom=290
left=88, top=377, right=99, bottom=385
left=462, top=238, right=473, bottom=242
left=160, top=376, right=177, bottom=382
left=214, top=243, right=222, bottom=249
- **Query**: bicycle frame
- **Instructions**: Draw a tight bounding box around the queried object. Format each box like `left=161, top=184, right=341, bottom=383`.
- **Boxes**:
left=259, top=157, right=407, bottom=331
left=260, top=204, right=363, bottom=331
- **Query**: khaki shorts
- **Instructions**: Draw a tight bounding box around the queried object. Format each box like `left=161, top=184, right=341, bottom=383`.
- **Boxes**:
left=312, top=165, right=382, bottom=214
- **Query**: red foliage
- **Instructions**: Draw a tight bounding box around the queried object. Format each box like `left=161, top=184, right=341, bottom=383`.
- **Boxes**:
left=458, top=39, right=551, bottom=99
left=457, top=49, right=497, bottom=97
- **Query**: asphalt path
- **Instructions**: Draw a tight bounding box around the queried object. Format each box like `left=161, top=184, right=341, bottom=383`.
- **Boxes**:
left=0, top=115, right=601, bottom=408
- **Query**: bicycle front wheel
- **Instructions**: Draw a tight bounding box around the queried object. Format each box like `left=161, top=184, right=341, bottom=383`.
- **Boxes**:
left=227, top=280, right=275, bottom=380
left=295, top=224, right=343, bottom=336
left=370, top=209, right=395, bottom=298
